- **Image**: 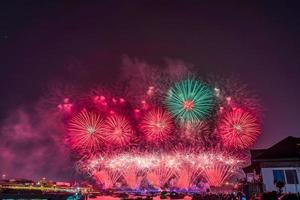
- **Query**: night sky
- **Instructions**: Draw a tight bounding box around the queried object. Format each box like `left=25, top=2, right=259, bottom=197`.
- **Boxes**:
left=0, top=1, right=300, bottom=156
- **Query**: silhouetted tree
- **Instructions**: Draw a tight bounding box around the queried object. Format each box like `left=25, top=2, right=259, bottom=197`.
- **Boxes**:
left=275, top=180, right=285, bottom=194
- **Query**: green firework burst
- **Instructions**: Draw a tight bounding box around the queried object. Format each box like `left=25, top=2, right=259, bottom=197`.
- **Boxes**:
left=165, top=79, right=214, bottom=122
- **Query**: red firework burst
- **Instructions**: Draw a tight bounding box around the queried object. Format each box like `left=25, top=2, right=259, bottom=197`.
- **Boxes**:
left=140, top=108, right=173, bottom=143
left=94, top=170, right=122, bottom=189
left=122, top=166, right=139, bottom=188
left=102, top=115, right=133, bottom=146
left=147, top=166, right=175, bottom=188
left=68, top=110, right=106, bottom=153
left=174, top=167, right=202, bottom=189
left=202, top=165, right=234, bottom=187
left=218, top=108, right=261, bottom=149
left=57, top=98, right=73, bottom=113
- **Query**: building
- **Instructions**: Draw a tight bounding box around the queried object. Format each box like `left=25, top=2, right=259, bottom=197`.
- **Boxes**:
left=244, top=136, right=300, bottom=193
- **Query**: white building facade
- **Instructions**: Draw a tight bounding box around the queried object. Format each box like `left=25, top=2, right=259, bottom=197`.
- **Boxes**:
left=261, top=167, right=300, bottom=193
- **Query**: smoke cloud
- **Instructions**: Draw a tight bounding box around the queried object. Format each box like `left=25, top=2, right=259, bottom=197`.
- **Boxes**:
left=0, top=106, right=75, bottom=181
left=0, top=56, right=201, bottom=181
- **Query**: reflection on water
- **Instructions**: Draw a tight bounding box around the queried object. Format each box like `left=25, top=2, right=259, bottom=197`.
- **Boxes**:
left=88, top=196, right=192, bottom=200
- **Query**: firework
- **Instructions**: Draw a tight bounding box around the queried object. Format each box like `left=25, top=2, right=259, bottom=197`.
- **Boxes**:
left=57, top=98, right=73, bottom=113
left=102, top=115, right=133, bottom=146
left=93, top=95, right=108, bottom=107
left=218, top=108, right=261, bottom=149
left=147, top=165, right=175, bottom=188
left=146, top=171, right=160, bottom=188
left=68, top=110, right=106, bottom=153
left=83, top=156, right=106, bottom=175
left=94, top=170, right=111, bottom=188
left=122, top=166, right=139, bottom=188
left=106, top=152, right=160, bottom=171
left=165, top=79, right=214, bottom=122
left=172, top=149, right=203, bottom=189
left=140, top=108, right=173, bottom=143
left=56, top=65, right=262, bottom=190
left=83, top=150, right=243, bottom=189
left=199, top=151, right=242, bottom=186
left=174, top=167, right=202, bottom=189
left=94, top=170, right=122, bottom=189
left=201, top=165, right=235, bottom=187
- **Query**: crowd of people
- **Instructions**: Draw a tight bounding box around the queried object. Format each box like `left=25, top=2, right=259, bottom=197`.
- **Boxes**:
left=191, top=193, right=245, bottom=200
left=190, top=192, right=300, bottom=200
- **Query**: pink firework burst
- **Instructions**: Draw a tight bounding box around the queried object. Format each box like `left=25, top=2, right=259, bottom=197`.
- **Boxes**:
left=68, top=110, right=106, bottom=153
left=198, top=151, right=242, bottom=187
left=174, top=167, right=202, bottom=189
left=201, top=165, right=235, bottom=187
left=140, top=108, right=173, bottom=143
left=122, top=166, right=139, bottom=188
left=147, top=165, right=175, bottom=188
left=57, top=98, right=73, bottom=113
left=103, top=115, right=133, bottom=146
left=94, top=170, right=122, bottom=189
left=218, top=108, right=261, bottom=149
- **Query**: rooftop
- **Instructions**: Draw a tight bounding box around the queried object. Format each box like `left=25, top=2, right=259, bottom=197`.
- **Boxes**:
left=253, top=136, right=300, bottom=161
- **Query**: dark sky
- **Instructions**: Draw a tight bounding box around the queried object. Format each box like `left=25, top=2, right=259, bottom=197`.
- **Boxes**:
left=0, top=1, right=300, bottom=149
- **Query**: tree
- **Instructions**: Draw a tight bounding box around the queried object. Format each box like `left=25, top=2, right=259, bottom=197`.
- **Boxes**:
left=275, top=180, right=285, bottom=194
